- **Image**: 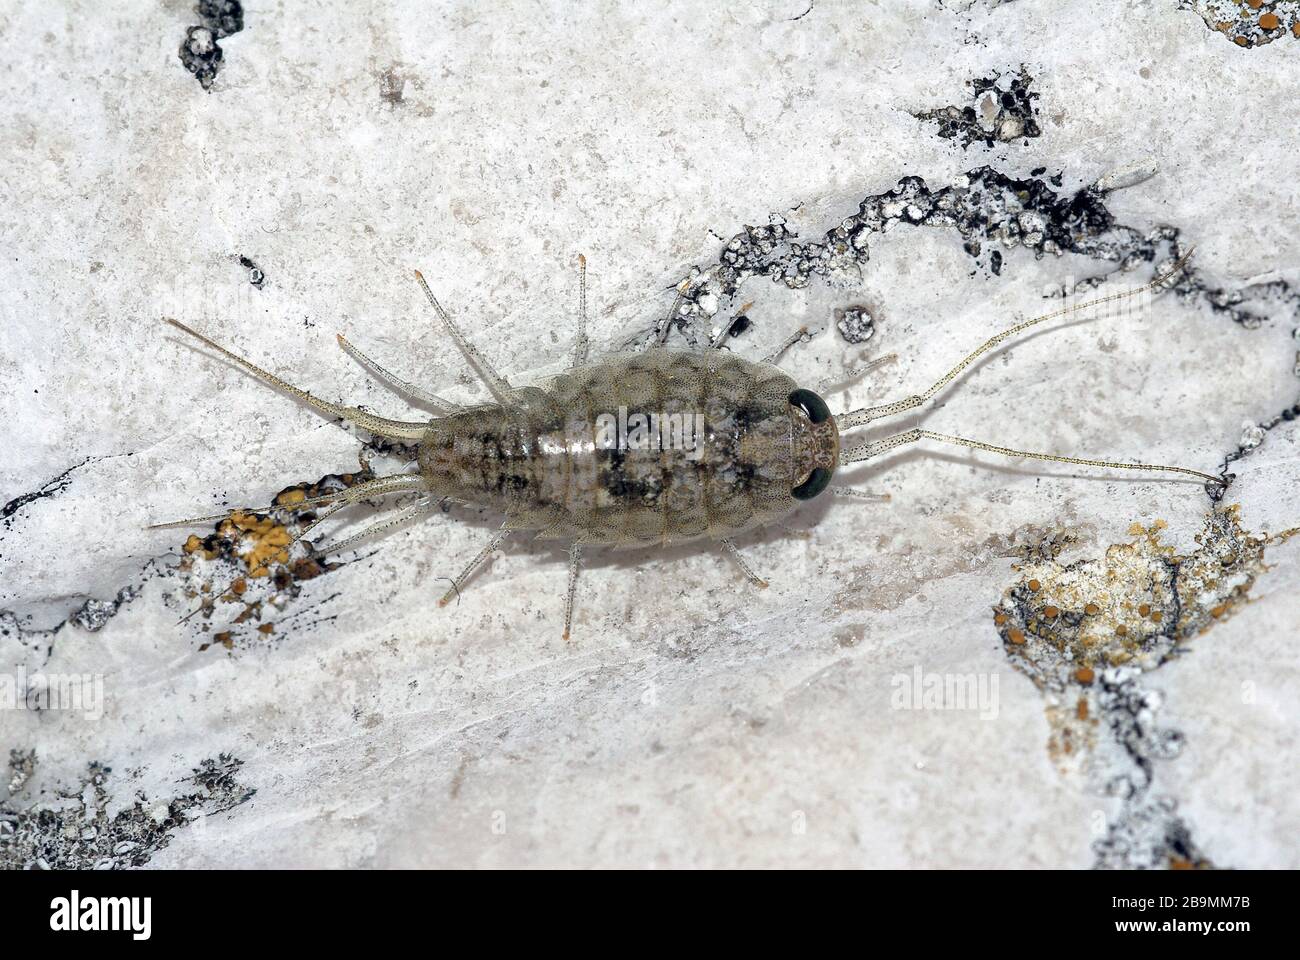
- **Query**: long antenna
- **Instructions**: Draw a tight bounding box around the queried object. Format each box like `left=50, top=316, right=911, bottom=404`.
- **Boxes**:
left=839, top=427, right=1223, bottom=486
left=835, top=248, right=1196, bottom=431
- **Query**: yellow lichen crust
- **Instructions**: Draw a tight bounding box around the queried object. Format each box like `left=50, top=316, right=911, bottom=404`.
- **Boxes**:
left=992, top=506, right=1290, bottom=771
left=174, top=471, right=372, bottom=650
left=990, top=506, right=1295, bottom=868
left=220, top=510, right=293, bottom=579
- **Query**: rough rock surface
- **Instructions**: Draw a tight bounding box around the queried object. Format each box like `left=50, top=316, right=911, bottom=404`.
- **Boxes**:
left=1, top=0, right=1297, bottom=868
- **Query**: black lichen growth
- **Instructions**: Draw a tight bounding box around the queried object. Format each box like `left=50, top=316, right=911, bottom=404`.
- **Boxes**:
left=0, top=754, right=254, bottom=870
left=724, top=313, right=751, bottom=338
left=178, top=1, right=245, bottom=91
left=834, top=305, right=875, bottom=344
left=70, top=584, right=140, bottom=633
left=1221, top=398, right=1300, bottom=475
left=239, top=254, right=265, bottom=289
left=7, top=749, right=36, bottom=795
left=198, top=0, right=244, bottom=37
left=179, top=26, right=222, bottom=90
left=656, top=164, right=1300, bottom=347
left=915, top=67, right=1041, bottom=149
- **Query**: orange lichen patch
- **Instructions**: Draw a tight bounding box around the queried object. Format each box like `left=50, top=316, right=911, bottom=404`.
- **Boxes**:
left=275, top=488, right=307, bottom=507
left=1007, top=628, right=1026, bottom=645
left=1192, top=0, right=1298, bottom=47
left=1116, top=624, right=1128, bottom=637
left=1075, top=666, right=1095, bottom=685
left=217, top=510, right=293, bottom=578
left=289, top=556, right=330, bottom=581
left=174, top=470, right=374, bottom=652
left=1138, top=602, right=1151, bottom=616
left=1043, top=605, right=1060, bottom=619
left=1044, top=702, right=1096, bottom=769
left=1084, top=602, right=1100, bottom=616
left=994, top=612, right=1008, bottom=625
left=198, top=629, right=236, bottom=653
left=1076, top=698, right=1089, bottom=721
left=1027, top=579, right=1041, bottom=592
left=1150, top=610, right=1163, bottom=623
left=1209, top=604, right=1227, bottom=618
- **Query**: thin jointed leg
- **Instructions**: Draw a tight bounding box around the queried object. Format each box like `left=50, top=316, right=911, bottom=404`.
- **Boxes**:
left=813, top=353, right=897, bottom=396
left=760, top=325, right=812, bottom=365
left=655, top=283, right=688, bottom=346
left=571, top=254, right=590, bottom=367
left=562, top=541, right=582, bottom=640
left=439, top=522, right=512, bottom=606
left=721, top=538, right=769, bottom=589
left=831, top=487, right=891, bottom=502
left=413, top=270, right=517, bottom=405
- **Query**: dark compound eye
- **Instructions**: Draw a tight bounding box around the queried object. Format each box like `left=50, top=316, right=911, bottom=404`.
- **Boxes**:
left=792, top=467, right=831, bottom=500
left=788, top=388, right=831, bottom=424
left=789, top=389, right=835, bottom=500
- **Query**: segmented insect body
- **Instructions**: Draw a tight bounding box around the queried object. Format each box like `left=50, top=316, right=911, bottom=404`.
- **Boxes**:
left=419, top=349, right=835, bottom=545
left=157, top=249, right=1221, bottom=639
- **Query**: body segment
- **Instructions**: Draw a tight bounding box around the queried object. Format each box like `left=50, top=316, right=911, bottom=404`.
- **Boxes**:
left=417, top=349, right=812, bottom=545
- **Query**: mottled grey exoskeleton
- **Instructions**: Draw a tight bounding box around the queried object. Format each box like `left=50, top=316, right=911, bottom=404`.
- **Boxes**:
left=160, top=251, right=1219, bottom=638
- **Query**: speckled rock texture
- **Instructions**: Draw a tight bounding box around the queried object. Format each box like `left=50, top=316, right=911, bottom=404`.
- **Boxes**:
left=2, top=0, right=1297, bottom=869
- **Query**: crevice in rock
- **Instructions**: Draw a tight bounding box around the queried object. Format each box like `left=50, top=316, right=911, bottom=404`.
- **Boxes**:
left=654, top=166, right=1300, bottom=342
left=1, top=457, right=93, bottom=528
